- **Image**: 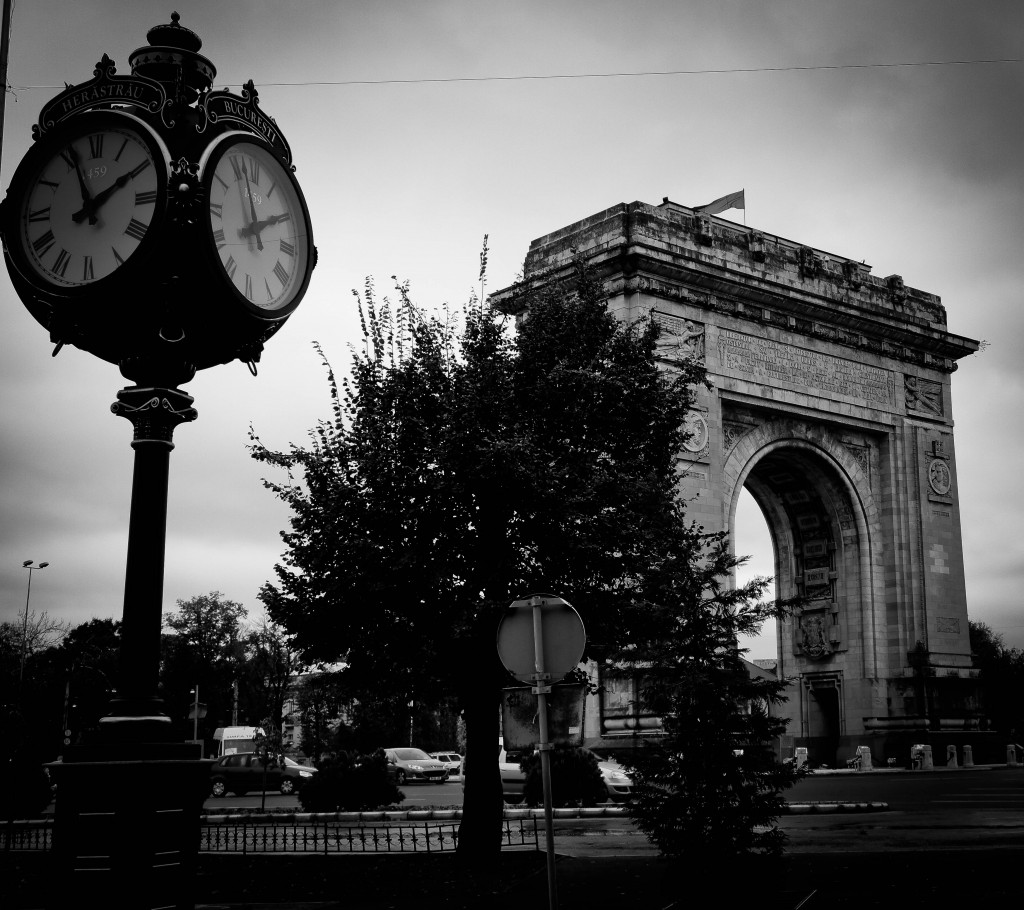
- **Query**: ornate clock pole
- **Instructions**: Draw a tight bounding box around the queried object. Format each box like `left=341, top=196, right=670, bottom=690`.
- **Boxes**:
left=107, top=386, right=197, bottom=730
left=0, top=14, right=315, bottom=908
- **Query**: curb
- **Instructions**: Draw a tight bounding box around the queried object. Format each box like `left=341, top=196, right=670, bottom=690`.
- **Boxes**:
left=785, top=801, right=888, bottom=813
left=202, top=801, right=888, bottom=824
left=202, top=807, right=629, bottom=824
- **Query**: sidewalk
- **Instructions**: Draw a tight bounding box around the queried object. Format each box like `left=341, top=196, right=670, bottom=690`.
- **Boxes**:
left=7, top=841, right=1024, bottom=909
left=192, top=847, right=1024, bottom=909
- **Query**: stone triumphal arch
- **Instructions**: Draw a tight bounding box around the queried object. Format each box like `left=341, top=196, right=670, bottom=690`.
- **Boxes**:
left=495, top=198, right=983, bottom=764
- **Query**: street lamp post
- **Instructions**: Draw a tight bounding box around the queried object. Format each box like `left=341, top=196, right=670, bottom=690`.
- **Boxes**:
left=19, top=559, right=49, bottom=685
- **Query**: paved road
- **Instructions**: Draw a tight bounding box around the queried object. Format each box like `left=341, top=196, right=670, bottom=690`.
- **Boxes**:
left=207, top=766, right=1024, bottom=815
left=204, top=778, right=463, bottom=812
left=545, top=767, right=1024, bottom=855
left=790, top=765, right=1024, bottom=810
left=202, top=764, right=1024, bottom=858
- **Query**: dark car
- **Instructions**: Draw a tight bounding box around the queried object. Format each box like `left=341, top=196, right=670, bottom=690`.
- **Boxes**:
left=209, top=752, right=317, bottom=797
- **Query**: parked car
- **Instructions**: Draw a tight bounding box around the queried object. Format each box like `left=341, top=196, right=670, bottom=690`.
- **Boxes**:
left=515, top=745, right=634, bottom=805
left=383, top=747, right=449, bottom=784
left=592, top=753, right=633, bottom=803
left=460, top=738, right=532, bottom=803
left=430, top=751, right=463, bottom=778
left=499, top=738, right=527, bottom=803
left=209, top=752, right=317, bottom=797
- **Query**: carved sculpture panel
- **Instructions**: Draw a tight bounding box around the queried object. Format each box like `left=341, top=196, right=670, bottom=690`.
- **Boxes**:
left=905, top=375, right=943, bottom=417
left=653, top=312, right=705, bottom=363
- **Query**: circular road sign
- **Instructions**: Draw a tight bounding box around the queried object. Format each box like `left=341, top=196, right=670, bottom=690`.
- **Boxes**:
left=496, top=593, right=586, bottom=684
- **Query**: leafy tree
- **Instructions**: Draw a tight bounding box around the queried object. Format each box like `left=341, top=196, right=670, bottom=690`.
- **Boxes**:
left=970, top=621, right=1024, bottom=735
left=59, top=618, right=121, bottom=744
left=0, top=617, right=120, bottom=819
left=160, top=592, right=247, bottom=740
left=297, top=669, right=352, bottom=761
left=346, top=693, right=410, bottom=752
left=612, top=550, right=802, bottom=863
left=252, top=716, right=286, bottom=810
left=238, top=616, right=298, bottom=734
left=251, top=258, right=704, bottom=856
left=1, top=617, right=113, bottom=762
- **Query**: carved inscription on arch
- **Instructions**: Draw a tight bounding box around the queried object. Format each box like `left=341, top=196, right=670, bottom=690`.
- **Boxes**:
left=717, top=329, right=895, bottom=409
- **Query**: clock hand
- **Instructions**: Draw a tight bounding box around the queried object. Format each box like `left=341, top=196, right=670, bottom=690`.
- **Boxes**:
left=237, top=213, right=289, bottom=237
left=66, top=144, right=99, bottom=224
left=241, top=161, right=264, bottom=252
left=71, top=173, right=131, bottom=224
left=67, top=145, right=92, bottom=203
left=234, top=164, right=257, bottom=251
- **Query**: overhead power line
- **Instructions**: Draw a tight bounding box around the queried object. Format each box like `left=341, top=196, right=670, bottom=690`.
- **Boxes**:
left=266, top=57, right=1024, bottom=87
left=10, top=55, right=1023, bottom=92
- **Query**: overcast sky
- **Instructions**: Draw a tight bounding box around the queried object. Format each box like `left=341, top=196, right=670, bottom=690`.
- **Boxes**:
left=1, top=1, right=1021, bottom=662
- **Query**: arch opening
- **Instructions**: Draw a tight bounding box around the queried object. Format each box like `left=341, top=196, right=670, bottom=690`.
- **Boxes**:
left=734, top=487, right=777, bottom=662
left=729, top=437, right=873, bottom=760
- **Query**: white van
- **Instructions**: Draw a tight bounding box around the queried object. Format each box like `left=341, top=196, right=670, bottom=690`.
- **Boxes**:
left=212, top=726, right=262, bottom=757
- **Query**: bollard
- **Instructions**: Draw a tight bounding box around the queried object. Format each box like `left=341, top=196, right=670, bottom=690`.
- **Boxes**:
left=911, top=743, right=932, bottom=770
left=857, top=745, right=873, bottom=770
left=946, top=744, right=958, bottom=768
left=795, top=747, right=808, bottom=770
left=1009, top=744, right=1021, bottom=768
left=963, top=745, right=973, bottom=767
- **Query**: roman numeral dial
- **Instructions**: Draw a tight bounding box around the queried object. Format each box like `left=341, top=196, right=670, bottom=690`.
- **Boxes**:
left=205, top=137, right=312, bottom=313
left=14, top=114, right=164, bottom=289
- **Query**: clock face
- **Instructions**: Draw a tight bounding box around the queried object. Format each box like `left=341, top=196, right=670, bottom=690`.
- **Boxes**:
left=204, top=138, right=312, bottom=314
left=13, top=114, right=163, bottom=289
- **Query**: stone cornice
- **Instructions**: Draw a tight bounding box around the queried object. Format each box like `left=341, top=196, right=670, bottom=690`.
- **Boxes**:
left=492, top=200, right=979, bottom=373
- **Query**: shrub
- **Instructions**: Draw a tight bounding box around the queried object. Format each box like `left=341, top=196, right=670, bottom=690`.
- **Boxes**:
left=298, top=748, right=403, bottom=812
left=522, top=745, right=606, bottom=808
left=0, top=759, right=52, bottom=819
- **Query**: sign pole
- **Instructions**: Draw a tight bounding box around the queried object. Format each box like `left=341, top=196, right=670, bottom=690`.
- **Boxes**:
left=497, top=592, right=585, bottom=910
left=531, top=595, right=558, bottom=910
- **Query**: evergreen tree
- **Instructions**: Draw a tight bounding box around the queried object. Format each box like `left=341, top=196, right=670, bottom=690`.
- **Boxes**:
left=612, top=542, right=803, bottom=862
left=521, top=744, right=607, bottom=808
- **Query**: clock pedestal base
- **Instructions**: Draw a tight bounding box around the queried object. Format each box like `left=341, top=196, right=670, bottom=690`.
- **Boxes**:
left=46, top=743, right=211, bottom=910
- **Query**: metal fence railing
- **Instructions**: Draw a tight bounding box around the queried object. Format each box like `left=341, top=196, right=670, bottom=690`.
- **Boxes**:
left=200, top=818, right=538, bottom=854
left=3, top=818, right=53, bottom=852
left=4, top=816, right=539, bottom=855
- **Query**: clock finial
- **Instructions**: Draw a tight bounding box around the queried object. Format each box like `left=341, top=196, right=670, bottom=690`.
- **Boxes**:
left=145, top=12, right=203, bottom=54
left=130, top=12, right=215, bottom=104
